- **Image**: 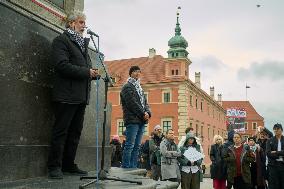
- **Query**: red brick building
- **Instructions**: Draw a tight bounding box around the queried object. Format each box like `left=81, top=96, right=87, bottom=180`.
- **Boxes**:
left=222, top=101, right=264, bottom=140
left=105, top=13, right=226, bottom=164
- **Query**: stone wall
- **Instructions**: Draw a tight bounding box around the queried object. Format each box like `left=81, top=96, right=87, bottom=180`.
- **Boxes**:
left=0, top=0, right=111, bottom=181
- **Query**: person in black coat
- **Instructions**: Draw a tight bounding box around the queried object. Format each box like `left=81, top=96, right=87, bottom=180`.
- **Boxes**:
left=110, top=135, right=123, bottom=167
left=266, top=123, right=284, bottom=189
left=210, top=135, right=226, bottom=189
left=47, top=10, right=99, bottom=179
left=120, top=66, right=151, bottom=168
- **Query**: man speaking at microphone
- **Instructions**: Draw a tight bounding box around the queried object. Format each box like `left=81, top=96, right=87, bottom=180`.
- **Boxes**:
left=47, top=10, right=99, bottom=179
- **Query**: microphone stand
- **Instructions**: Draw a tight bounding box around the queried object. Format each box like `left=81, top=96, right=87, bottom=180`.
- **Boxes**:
left=79, top=34, right=142, bottom=188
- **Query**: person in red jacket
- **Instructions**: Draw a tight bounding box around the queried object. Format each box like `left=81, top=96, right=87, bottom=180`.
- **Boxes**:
left=224, top=133, right=255, bottom=189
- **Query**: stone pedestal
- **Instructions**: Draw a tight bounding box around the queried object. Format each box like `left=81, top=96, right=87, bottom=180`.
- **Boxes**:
left=0, top=1, right=111, bottom=181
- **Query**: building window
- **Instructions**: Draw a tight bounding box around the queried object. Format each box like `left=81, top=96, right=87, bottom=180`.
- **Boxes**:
left=163, top=91, right=171, bottom=103
left=196, top=124, right=199, bottom=136
left=144, top=92, right=149, bottom=103
left=190, top=122, right=193, bottom=128
left=252, top=122, right=257, bottom=130
left=162, top=118, right=172, bottom=132
left=212, top=128, right=215, bottom=138
left=144, top=123, right=149, bottom=136
left=176, top=53, right=178, bottom=57
left=208, top=127, right=210, bottom=139
left=117, top=119, right=125, bottom=136
left=207, top=105, right=210, bottom=116
left=213, top=109, right=215, bottom=118
left=172, top=70, right=175, bottom=75
left=196, top=99, right=198, bottom=109
left=245, top=122, right=248, bottom=130
left=201, top=125, right=204, bottom=138
left=190, top=95, right=193, bottom=106
left=175, top=70, right=179, bottom=75
left=200, top=101, right=203, bottom=111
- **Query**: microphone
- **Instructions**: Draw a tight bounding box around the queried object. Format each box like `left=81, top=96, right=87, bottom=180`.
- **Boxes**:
left=87, top=29, right=99, bottom=37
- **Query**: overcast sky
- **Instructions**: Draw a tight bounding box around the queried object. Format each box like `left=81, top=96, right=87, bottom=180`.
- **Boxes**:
left=84, top=0, right=284, bottom=131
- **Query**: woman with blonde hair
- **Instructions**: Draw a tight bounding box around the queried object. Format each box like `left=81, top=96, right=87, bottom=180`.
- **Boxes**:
left=210, top=135, right=226, bottom=189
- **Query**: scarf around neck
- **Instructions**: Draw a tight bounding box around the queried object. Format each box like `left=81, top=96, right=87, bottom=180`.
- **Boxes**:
left=127, top=77, right=145, bottom=108
left=67, top=28, right=85, bottom=52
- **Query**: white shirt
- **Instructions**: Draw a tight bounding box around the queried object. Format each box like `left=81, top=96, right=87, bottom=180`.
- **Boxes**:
left=276, top=139, right=283, bottom=162
left=181, top=165, right=199, bottom=174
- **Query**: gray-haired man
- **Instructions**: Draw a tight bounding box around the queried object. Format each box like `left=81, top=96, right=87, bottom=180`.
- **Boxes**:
left=47, top=10, right=99, bottom=179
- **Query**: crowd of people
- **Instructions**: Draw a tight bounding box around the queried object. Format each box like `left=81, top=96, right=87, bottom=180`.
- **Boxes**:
left=111, top=122, right=284, bottom=189
left=47, top=9, right=284, bottom=189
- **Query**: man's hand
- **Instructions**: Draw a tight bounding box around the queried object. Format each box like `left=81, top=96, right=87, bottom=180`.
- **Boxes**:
left=143, top=112, right=150, bottom=120
left=90, top=68, right=99, bottom=78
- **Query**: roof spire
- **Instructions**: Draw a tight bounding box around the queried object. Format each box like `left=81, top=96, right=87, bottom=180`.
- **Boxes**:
left=175, top=6, right=181, bottom=36
left=167, top=6, right=189, bottom=59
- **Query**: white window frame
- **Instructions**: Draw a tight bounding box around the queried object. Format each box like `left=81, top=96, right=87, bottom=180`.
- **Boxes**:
left=161, top=118, right=173, bottom=132
left=252, top=122, right=257, bottom=130
left=117, top=119, right=125, bottom=136
left=144, top=92, right=149, bottom=103
left=144, top=123, right=149, bottom=136
left=245, top=122, right=248, bottom=130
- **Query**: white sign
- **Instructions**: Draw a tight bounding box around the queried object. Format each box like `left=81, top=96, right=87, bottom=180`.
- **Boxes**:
left=183, top=147, right=204, bottom=162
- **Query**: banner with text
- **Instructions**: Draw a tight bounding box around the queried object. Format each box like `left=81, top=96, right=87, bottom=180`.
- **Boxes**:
left=226, top=108, right=246, bottom=133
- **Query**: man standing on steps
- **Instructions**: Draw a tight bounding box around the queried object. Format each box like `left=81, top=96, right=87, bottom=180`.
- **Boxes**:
left=120, top=66, right=151, bottom=168
left=47, top=10, right=99, bottom=179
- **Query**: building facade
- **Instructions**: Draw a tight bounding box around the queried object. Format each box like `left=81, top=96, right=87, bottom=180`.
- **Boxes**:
left=105, top=12, right=226, bottom=164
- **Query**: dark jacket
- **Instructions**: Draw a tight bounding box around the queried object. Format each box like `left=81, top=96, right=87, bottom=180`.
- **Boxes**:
left=149, top=134, right=164, bottom=166
left=250, top=146, right=266, bottom=187
left=266, top=135, right=284, bottom=166
left=52, top=31, right=92, bottom=104
left=179, top=134, right=203, bottom=167
left=120, top=82, right=151, bottom=125
left=210, top=144, right=227, bottom=180
left=223, top=144, right=255, bottom=184
left=110, top=139, right=122, bottom=167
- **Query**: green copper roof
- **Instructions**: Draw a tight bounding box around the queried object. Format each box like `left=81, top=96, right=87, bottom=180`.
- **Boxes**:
left=167, top=10, right=188, bottom=58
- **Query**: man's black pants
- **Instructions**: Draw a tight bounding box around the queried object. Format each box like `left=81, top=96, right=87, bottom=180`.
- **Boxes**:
left=48, top=102, right=86, bottom=170
left=268, top=162, right=284, bottom=189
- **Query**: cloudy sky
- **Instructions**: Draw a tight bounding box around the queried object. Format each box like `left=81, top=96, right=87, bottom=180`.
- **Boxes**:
left=84, top=0, right=284, bottom=130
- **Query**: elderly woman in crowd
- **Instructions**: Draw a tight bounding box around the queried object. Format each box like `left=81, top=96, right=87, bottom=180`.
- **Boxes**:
left=210, top=135, right=226, bottom=189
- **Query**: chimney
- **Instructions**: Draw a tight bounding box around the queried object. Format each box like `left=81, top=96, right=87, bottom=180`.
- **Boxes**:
left=149, top=48, right=156, bottom=58
left=195, top=72, right=201, bottom=88
left=210, top=86, right=215, bottom=99
left=217, top=94, right=222, bottom=105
